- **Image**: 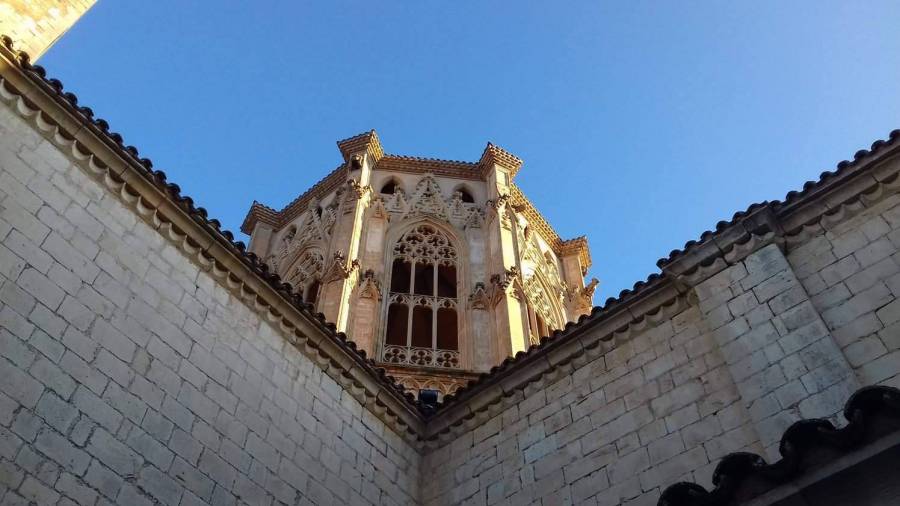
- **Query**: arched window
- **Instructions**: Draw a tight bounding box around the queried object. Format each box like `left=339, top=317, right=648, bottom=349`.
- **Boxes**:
left=382, top=224, right=460, bottom=369
left=457, top=187, right=475, bottom=203
left=380, top=180, right=399, bottom=195
left=525, top=301, right=554, bottom=346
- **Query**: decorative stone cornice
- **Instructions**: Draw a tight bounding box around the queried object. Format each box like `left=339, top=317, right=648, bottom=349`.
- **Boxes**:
left=477, top=142, right=524, bottom=178
left=558, top=236, right=592, bottom=274
left=241, top=200, right=280, bottom=233
left=375, top=154, right=480, bottom=180
left=337, top=129, right=384, bottom=163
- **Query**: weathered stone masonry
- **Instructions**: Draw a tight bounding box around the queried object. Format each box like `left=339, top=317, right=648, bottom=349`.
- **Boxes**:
left=1, top=38, right=899, bottom=506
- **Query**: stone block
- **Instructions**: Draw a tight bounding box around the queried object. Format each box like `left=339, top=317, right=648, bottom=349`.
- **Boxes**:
left=83, top=458, right=124, bottom=499
left=859, top=350, right=900, bottom=383
left=28, top=329, right=64, bottom=363
left=58, top=351, right=107, bottom=395
left=0, top=278, right=36, bottom=317
left=17, top=268, right=64, bottom=310
left=35, top=392, right=78, bottom=433
left=752, top=270, right=795, bottom=303
left=91, top=319, right=135, bottom=363
left=855, top=237, right=894, bottom=268
left=648, top=432, right=685, bottom=465
left=138, top=465, right=184, bottom=506
left=86, top=428, right=143, bottom=476
left=55, top=472, right=99, bottom=506
left=126, top=428, right=174, bottom=470
left=116, top=484, right=154, bottom=506
left=72, top=387, right=122, bottom=433
left=742, top=245, right=790, bottom=288
left=199, top=448, right=238, bottom=488
left=820, top=255, right=861, bottom=287
left=34, top=429, right=90, bottom=475
left=846, top=257, right=899, bottom=294
left=18, top=475, right=60, bottom=505
left=843, top=335, right=888, bottom=367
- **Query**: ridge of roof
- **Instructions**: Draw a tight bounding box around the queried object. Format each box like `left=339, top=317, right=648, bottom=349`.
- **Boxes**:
left=0, top=36, right=431, bottom=425
left=658, top=385, right=900, bottom=506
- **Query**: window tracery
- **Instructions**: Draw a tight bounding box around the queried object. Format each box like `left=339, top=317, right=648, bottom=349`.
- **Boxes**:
left=382, top=224, right=461, bottom=369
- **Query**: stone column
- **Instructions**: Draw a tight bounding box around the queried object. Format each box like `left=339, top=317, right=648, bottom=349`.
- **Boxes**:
left=691, top=243, right=859, bottom=458
left=465, top=220, right=494, bottom=372
left=346, top=205, right=389, bottom=357
left=320, top=132, right=382, bottom=332
left=349, top=270, right=381, bottom=357
left=486, top=195, right=528, bottom=358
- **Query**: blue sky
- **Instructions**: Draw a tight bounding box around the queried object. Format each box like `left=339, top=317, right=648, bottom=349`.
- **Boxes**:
left=41, top=1, right=900, bottom=302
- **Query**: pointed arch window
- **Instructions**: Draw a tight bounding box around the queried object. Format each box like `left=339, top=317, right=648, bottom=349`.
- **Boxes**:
left=457, top=187, right=475, bottom=203
left=523, top=274, right=561, bottom=346
left=382, top=224, right=460, bottom=368
left=380, top=179, right=400, bottom=195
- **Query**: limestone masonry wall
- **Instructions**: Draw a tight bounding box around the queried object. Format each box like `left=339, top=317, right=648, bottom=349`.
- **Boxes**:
left=0, top=98, right=420, bottom=504
left=420, top=188, right=900, bottom=502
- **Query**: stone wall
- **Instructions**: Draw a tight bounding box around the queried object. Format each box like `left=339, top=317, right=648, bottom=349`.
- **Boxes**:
left=0, top=97, right=419, bottom=504
left=788, top=195, right=900, bottom=388
left=420, top=194, right=900, bottom=503
left=0, top=0, right=96, bottom=61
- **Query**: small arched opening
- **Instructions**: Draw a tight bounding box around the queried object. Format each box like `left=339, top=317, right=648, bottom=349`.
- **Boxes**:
left=380, top=179, right=400, bottom=195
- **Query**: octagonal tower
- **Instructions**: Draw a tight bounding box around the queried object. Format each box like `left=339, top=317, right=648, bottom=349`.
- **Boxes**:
left=241, top=131, right=596, bottom=398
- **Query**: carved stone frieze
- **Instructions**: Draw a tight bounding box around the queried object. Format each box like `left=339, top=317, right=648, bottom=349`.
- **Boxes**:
left=376, top=174, right=483, bottom=230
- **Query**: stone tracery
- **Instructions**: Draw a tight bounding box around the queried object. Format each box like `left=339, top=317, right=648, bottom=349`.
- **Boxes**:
left=374, top=174, right=484, bottom=229
left=382, top=223, right=461, bottom=369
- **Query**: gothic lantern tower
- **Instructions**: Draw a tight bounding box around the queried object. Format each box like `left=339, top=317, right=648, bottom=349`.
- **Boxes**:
left=242, top=131, right=596, bottom=398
